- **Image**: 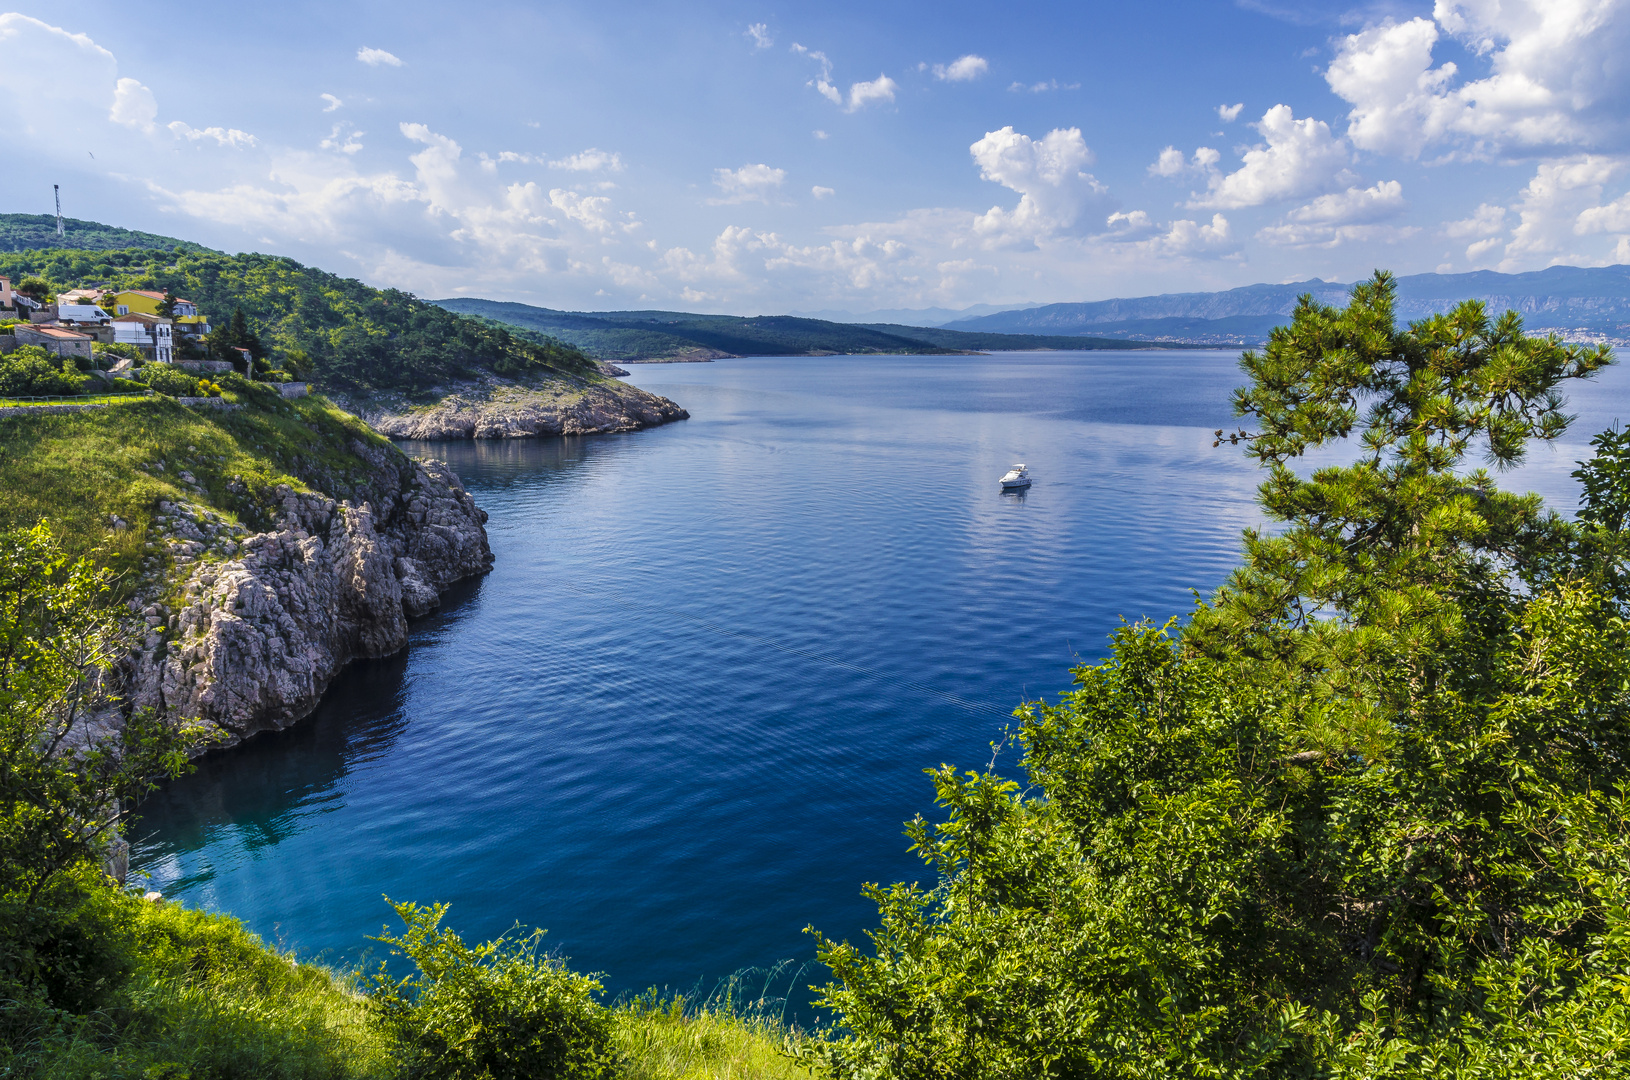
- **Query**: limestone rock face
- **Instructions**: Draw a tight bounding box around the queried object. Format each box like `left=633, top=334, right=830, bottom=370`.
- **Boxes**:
left=126, top=458, right=492, bottom=748
left=365, top=382, right=688, bottom=440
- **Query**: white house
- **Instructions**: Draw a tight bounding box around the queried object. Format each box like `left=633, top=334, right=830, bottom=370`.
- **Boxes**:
left=113, top=313, right=174, bottom=363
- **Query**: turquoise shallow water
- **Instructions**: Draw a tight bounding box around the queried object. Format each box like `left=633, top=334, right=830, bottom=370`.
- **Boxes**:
left=130, top=350, right=1630, bottom=999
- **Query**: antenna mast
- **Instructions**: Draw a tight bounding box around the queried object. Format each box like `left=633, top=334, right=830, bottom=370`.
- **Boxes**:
left=54, top=185, right=63, bottom=238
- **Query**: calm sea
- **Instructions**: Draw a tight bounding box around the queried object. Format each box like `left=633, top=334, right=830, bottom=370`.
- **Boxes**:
left=131, top=349, right=1629, bottom=1001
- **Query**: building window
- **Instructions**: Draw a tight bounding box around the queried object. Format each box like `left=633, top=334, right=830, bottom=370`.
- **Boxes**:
left=117, top=305, right=129, bottom=315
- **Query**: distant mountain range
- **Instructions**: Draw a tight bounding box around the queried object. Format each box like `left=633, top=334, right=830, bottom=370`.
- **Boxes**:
left=948, top=266, right=1630, bottom=345
left=788, top=302, right=1043, bottom=327
left=433, top=298, right=1194, bottom=362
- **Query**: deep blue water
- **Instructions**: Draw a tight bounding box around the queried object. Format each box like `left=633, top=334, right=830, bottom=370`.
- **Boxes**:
left=131, top=350, right=1630, bottom=1000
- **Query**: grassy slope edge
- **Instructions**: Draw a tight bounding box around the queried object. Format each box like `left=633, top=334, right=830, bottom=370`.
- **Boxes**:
left=4, top=881, right=809, bottom=1080
left=0, top=380, right=398, bottom=580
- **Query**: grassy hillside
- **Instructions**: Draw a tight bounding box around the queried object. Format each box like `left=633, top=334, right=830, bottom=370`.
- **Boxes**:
left=0, top=213, right=208, bottom=254
left=2, top=878, right=810, bottom=1080
left=0, top=377, right=403, bottom=584
left=436, top=297, right=1184, bottom=360
left=0, top=248, right=593, bottom=393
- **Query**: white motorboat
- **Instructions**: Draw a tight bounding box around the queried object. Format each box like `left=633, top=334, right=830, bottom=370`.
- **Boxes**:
left=999, top=464, right=1031, bottom=490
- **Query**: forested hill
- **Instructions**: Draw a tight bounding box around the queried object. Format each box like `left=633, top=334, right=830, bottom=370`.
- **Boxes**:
left=950, top=263, right=1630, bottom=344
left=0, top=213, right=209, bottom=254
left=0, top=247, right=591, bottom=392
left=434, top=297, right=1182, bottom=360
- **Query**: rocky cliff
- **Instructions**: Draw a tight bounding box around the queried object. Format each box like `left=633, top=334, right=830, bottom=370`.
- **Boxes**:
left=122, top=443, right=492, bottom=749
left=346, top=375, right=688, bottom=440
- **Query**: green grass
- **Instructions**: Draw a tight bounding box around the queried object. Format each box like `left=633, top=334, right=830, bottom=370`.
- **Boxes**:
left=7, top=884, right=814, bottom=1080
left=0, top=376, right=400, bottom=586
left=3, top=885, right=392, bottom=1080
left=613, top=987, right=817, bottom=1080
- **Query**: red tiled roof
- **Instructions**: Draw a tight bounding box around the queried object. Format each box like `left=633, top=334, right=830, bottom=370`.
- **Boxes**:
left=25, top=326, right=91, bottom=340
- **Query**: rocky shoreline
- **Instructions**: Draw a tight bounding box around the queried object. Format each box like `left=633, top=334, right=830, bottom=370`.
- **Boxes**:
left=341, top=373, right=688, bottom=441
left=106, top=373, right=688, bottom=752
left=120, top=441, right=493, bottom=750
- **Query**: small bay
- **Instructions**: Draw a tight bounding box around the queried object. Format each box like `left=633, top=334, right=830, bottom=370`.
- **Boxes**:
left=131, top=349, right=1629, bottom=998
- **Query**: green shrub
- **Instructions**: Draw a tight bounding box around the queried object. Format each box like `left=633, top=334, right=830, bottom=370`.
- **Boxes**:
left=0, top=346, right=82, bottom=396
left=367, top=900, right=619, bottom=1080
left=138, top=364, right=209, bottom=397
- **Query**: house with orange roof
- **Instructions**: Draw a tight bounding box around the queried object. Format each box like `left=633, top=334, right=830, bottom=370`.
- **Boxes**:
left=13, top=324, right=93, bottom=362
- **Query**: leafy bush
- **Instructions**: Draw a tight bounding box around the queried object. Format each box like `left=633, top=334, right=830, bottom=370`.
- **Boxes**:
left=367, top=900, right=619, bottom=1080
left=0, top=345, right=82, bottom=396
left=139, top=363, right=211, bottom=397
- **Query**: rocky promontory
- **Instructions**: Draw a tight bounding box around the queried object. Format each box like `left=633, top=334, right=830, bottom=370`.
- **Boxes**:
left=342, top=373, right=688, bottom=441
left=121, top=442, right=493, bottom=749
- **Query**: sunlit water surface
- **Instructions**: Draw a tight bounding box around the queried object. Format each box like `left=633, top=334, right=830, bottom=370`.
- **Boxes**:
left=133, top=350, right=1630, bottom=1000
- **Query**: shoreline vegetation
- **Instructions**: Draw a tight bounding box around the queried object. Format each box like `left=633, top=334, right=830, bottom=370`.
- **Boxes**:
left=4, top=250, right=1630, bottom=1076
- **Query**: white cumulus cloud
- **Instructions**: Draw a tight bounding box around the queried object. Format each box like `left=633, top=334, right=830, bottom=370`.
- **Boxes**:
left=550, top=148, right=624, bottom=173
left=357, top=46, right=403, bottom=67
left=109, top=77, right=157, bottom=132
left=1499, top=156, right=1621, bottom=267
left=1191, top=105, right=1353, bottom=209
left=970, top=126, right=1111, bottom=243
left=1327, top=3, right=1630, bottom=157
left=933, top=55, right=988, bottom=81
left=791, top=44, right=897, bottom=112
left=1443, top=203, right=1508, bottom=238
left=321, top=123, right=365, bottom=154
left=846, top=74, right=897, bottom=111
left=812, top=185, right=835, bottom=199
left=746, top=23, right=773, bottom=49
left=710, top=163, right=787, bottom=204
left=1218, top=102, right=1244, bottom=122
left=168, top=121, right=257, bottom=148
left=321, top=93, right=343, bottom=112
left=1257, top=181, right=1411, bottom=247
left=1150, top=145, right=1219, bottom=178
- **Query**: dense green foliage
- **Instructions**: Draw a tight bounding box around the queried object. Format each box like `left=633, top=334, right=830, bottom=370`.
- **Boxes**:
left=136, top=362, right=217, bottom=397
left=0, top=247, right=593, bottom=392
left=809, top=272, right=1630, bottom=1078
left=436, top=298, right=1181, bottom=361
left=0, top=526, right=204, bottom=903
left=368, top=900, right=619, bottom=1080
left=0, top=346, right=84, bottom=396
left=0, top=214, right=206, bottom=255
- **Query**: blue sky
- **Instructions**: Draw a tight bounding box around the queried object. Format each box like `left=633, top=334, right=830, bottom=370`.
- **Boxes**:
left=2, top=0, right=1627, bottom=313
